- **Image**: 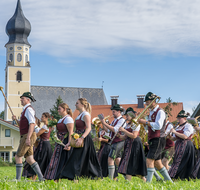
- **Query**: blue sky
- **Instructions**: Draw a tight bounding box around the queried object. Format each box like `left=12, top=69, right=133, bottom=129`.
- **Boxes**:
left=0, top=0, right=200, bottom=115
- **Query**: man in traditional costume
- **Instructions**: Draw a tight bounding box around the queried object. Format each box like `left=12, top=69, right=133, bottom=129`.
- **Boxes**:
left=12, top=92, right=44, bottom=181
left=100, top=104, right=126, bottom=180
left=138, top=92, right=173, bottom=182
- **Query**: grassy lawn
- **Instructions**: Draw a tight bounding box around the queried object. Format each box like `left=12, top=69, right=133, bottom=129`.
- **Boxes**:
left=0, top=166, right=199, bottom=189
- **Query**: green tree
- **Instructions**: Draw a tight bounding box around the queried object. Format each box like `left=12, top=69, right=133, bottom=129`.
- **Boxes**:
left=0, top=111, right=4, bottom=120
left=50, top=96, right=63, bottom=121
left=163, top=97, right=178, bottom=117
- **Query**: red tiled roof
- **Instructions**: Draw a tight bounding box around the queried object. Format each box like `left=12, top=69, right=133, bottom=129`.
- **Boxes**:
left=0, top=118, right=19, bottom=128
left=73, top=103, right=183, bottom=123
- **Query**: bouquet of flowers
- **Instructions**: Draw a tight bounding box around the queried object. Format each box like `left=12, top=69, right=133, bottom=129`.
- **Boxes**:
left=47, top=116, right=58, bottom=128
left=70, top=133, right=84, bottom=148
left=50, top=128, right=68, bottom=147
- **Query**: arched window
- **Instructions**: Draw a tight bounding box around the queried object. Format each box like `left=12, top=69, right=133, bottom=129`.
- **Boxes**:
left=17, top=53, right=22, bottom=62
left=16, top=71, right=22, bottom=82
left=9, top=54, right=13, bottom=62
left=25, top=55, right=28, bottom=63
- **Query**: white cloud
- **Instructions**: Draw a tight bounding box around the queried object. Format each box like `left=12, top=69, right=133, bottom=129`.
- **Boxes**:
left=0, top=0, right=200, bottom=59
left=184, top=101, right=200, bottom=116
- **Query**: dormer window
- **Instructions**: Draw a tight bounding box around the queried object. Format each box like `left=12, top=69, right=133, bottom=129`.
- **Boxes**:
left=16, top=71, right=22, bottom=82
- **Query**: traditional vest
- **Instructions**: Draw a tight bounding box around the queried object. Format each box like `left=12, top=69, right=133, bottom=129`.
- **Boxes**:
left=175, top=122, right=192, bottom=140
left=56, top=116, right=69, bottom=133
left=75, top=113, right=86, bottom=131
left=148, top=107, right=166, bottom=140
left=40, top=127, right=51, bottom=140
left=165, top=122, right=175, bottom=149
left=110, top=117, right=123, bottom=144
left=126, top=124, right=140, bottom=137
left=19, top=105, right=34, bottom=136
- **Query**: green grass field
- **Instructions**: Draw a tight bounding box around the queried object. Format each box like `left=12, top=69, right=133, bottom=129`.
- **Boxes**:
left=0, top=166, right=199, bottom=190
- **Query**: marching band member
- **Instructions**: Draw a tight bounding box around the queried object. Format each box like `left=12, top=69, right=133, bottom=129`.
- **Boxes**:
left=59, top=98, right=102, bottom=180
left=117, top=107, right=147, bottom=182
left=169, top=110, right=195, bottom=180
left=191, top=123, right=200, bottom=179
left=44, top=103, right=74, bottom=180
left=161, top=112, right=175, bottom=171
left=12, top=92, right=45, bottom=181
left=100, top=104, right=126, bottom=180
left=24, top=112, right=53, bottom=180
left=138, top=92, right=173, bottom=182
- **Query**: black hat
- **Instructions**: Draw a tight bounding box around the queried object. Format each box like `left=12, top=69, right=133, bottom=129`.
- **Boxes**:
left=144, top=92, right=158, bottom=102
left=20, top=92, right=36, bottom=102
left=176, top=110, right=190, bottom=118
left=111, top=104, right=123, bottom=111
left=125, top=107, right=137, bottom=115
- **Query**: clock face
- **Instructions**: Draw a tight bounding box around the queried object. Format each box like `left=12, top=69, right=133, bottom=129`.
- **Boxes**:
left=17, top=47, right=22, bottom=50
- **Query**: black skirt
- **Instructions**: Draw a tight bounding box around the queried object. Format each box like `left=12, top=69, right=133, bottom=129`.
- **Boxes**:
left=44, top=135, right=73, bottom=180
left=25, top=139, right=53, bottom=176
left=118, top=136, right=147, bottom=176
left=169, top=139, right=196, bottom=180
left=59, top=133, right=102, bottom=180
left=97, top=143, right=118, bottom=178
left=191, top=149, right=200, bottom=179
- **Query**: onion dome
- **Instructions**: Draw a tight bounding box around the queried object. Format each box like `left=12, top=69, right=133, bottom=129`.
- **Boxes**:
left=5, top=0, right=31, bottom=46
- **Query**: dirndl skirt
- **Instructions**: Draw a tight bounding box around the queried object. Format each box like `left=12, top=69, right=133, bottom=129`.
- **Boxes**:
left=191, top=149, right=200, bottom=179
left=168, top=139, right=196, bottom=180
left=59, top=133, right=102, bottom=180
left=118, top=136, right=147, bottom=176
left=44, top=133, right=72, bottom=180
left=97, top=143, right=118, bottom=178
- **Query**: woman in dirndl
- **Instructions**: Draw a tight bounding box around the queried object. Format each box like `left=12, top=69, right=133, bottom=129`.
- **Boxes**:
left=191, top=123, right=200, bottom=179
left=59, top=98, right=102, bottom=180
left=24, top=113, right=53, bottom=179
left=168, top=110, right=196, bottom=180
left=44, top=103, right=74, bottom=180
left=118, top=107, right=147, bottom=182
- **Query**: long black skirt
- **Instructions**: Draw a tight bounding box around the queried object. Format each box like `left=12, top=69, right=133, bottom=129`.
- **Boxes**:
left=118, top=136, right=147, bottom=176
left=169, top=139, right=196, bottom=180
left=191, top=149, right=200, bottom=179
left=59, top=133, right=102, bottom=180
left=97, top=143, right=118, bottom=178
left=44, top=134, right=72, bottom=180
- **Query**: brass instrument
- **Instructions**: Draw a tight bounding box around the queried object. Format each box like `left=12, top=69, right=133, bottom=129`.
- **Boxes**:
left=92, top=115, right=113, bottom=149
left=131, top=96, right=160, bottom=128
left=188, top=116, right=200, bottom=149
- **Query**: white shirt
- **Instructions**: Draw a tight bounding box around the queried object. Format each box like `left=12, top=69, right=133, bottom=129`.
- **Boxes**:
left=165, top=121, right=174, bottom=136
left=148, top=105, right=166, bottom=131
left=22, top=103, right=35, bottom=124
left=76, top=111, right=90, bottom=121
left=111, top=116, right=126, bottom=133
left=173, top=122, right=194, bottom=137
left=125, top=123, right=140, bottom=132
left=34, top=125, right=40, bottom=133
left=58, top=115, right=74, bottom=125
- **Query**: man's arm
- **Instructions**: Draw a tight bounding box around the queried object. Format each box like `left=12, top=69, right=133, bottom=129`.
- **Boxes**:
left=101, top=120, right=115, bottom=133
left=26, top=123, right=35, bottom=146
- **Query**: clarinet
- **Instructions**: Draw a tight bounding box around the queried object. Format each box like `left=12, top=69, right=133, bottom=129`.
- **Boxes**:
left=108, top=119, right=127, bottom=145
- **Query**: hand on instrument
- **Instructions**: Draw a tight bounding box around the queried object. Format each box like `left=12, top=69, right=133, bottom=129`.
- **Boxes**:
left=25, top=137, right=31, bottom=146
left=170, top=128, right=176, bottom=134
left=98, top=137, right=103, bottom=142
left=138, top=119, right=146, bottom=125
left=64, top=142, right=71, bottom=151
left=144, top=142, right=149, bottom=146
left=194, top=126, right=200, bottom=131
left=75, top=138, right=84, bottom=147
left=118, top=127, right=125, bottom=132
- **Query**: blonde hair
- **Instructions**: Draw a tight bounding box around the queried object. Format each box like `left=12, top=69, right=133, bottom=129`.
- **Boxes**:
left=78, top=98, right=91, bottom=114
left=59, top=103, right=73, bottom=117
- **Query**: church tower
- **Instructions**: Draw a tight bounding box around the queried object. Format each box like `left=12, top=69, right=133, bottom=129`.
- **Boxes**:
left=4, top=0, right=31, bottom=121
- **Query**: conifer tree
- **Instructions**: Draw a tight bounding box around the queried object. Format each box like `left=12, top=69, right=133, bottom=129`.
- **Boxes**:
left=50, top=96, right=63, bottom=121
